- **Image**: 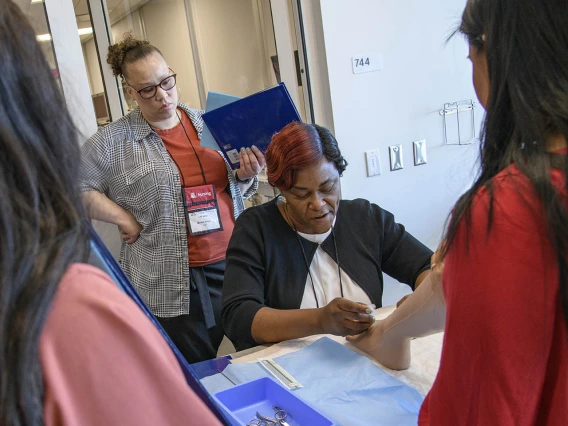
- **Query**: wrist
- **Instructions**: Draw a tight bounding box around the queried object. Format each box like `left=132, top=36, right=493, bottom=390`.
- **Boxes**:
left=315, top=308, right=326, bottom=334
left=235, top=170, right=253, bottom=184
left=116, top=208, right=134, bottom=228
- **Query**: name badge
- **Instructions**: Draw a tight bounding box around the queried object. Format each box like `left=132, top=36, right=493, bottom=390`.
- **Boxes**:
left=182, top=184, right=223, bottom=236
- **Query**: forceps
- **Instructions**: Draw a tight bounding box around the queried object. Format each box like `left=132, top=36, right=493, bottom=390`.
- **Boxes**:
left=247, top=406, right=290, bottom=426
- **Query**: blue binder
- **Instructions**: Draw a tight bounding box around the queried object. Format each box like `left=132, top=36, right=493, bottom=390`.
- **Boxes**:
left=202, top=83, right=302, bottom=169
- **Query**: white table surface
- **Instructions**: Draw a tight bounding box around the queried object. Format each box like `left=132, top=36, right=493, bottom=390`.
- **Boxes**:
left=230, top=305, right=444, bottom=396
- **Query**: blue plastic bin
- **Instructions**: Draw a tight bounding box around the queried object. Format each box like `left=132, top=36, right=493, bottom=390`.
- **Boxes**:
left=213, top=376, right=336, bottom=426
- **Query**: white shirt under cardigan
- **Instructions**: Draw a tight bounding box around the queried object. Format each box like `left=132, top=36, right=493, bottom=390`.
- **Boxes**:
left=298, top=227, right=373, bottom=309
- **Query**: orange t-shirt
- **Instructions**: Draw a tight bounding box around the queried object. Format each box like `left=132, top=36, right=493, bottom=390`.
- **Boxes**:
left=155, top=110, right=235, bottom=267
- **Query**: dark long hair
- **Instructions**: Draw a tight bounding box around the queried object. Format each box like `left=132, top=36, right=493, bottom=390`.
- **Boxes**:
left=0, top=2, right=89, bottom=425
left=445, top=0, right=568, bottom=328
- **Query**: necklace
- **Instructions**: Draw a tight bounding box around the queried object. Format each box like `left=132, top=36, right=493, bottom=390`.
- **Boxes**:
left=282, top=199, right=343, bottom=308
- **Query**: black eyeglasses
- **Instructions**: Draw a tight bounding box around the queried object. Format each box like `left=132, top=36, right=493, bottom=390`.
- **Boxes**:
left=126, top=71, right=177, bottom=99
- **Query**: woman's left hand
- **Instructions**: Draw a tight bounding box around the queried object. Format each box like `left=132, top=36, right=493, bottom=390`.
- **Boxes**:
left=237, top=145, right=266, bottom=181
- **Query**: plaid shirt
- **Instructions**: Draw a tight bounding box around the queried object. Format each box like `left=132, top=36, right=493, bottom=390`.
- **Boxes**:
left=80, top=103, right=258, bottom=317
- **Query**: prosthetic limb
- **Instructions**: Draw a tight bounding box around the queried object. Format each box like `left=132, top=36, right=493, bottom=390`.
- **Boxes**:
left=347, top=272, right=446, bottom=370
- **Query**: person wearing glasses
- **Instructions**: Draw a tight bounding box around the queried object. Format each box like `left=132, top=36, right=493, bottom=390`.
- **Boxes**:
left=80, top=33, right=265, bottom=363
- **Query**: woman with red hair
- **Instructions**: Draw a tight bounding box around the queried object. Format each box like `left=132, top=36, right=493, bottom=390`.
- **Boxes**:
left=222, top=122, right=433, bottom=350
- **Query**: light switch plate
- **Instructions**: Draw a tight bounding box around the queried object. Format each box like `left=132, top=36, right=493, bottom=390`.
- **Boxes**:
left=413, top=139, right=427, bottom=166
left=389, top=145, right=403, bottom=171
left=365, top=150, right=381, bottom=177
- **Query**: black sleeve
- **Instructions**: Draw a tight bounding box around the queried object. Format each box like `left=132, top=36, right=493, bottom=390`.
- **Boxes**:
left=374, top=204, right=432, bottom=289
left=221, top=210, right=267, bottom=351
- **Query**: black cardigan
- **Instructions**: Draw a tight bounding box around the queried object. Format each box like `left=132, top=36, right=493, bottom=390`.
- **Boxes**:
left=221, top=198, right=432, bottom=350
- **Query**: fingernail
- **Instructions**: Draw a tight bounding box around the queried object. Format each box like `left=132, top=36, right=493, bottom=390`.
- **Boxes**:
left=246, top=147, right=251, bottom=152
left=252, top=145, right=258, bottom=149
left=372, top=316, right=376, bottom=323
left=365, top=308, right=372, bottom=314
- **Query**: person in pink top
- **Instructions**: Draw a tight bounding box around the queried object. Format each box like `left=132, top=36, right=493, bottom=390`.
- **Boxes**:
left=0, top=2, right=221, bottom=425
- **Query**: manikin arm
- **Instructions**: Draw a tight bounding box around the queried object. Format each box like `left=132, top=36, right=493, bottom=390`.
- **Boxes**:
left=347, top=250, right=446, bottom=370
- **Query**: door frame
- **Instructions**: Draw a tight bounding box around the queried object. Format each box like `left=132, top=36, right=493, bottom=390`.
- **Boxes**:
left=44, top=0, right=98, bottom=139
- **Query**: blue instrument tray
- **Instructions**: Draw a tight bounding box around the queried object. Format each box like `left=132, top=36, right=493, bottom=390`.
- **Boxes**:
left=213, top=376, right=335, bottom=426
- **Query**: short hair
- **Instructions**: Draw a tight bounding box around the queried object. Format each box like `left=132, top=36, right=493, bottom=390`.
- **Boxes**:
left=265, top=122, right=347, bottom=191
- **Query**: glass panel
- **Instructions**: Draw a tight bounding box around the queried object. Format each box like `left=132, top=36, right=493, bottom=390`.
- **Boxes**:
left=190, top=0, right=277, bottom=97
left=15, top=0, right=61, bottom=88
left=94, top=0, right=202, bottom=113
left=73, top=0, right=112, bottom=127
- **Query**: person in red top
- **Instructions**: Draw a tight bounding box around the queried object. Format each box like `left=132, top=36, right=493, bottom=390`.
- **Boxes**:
left=348, top=0, right=568, bottom=424
left=0, top=2, right=222, bottom=425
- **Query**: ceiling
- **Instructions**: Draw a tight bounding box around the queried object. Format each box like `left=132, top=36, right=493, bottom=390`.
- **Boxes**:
left=75, top=0, right=151, bottom=42
left=15, top=1, right=50, bottom=35
left=15, top=0, right=150, bottom=42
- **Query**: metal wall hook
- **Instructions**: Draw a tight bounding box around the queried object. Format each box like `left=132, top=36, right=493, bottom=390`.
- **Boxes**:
left=439, top=99, right=478, bottom=145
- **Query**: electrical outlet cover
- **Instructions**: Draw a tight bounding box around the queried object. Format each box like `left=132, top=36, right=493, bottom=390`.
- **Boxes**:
left=389, top=145, right=403, bottom=171
left=413, top=139, right=427, bottom=166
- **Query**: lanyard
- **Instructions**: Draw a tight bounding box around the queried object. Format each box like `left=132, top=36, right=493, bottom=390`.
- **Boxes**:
left=163, top=111, right=208, bottom=187
left=284, top=201, right=344, bottom=308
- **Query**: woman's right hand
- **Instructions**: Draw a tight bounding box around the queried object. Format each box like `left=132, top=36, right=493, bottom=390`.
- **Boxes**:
left=318, top=297, right=375, bottom=336
left=118, top=211, right=143, bottom=244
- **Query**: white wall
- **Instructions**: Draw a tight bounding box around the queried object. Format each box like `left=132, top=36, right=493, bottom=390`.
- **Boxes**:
left=318, top=0, right=482, bottom=305
left=191, top=0, right=270, bottom=97
left=139, top=0, right=201, bottom=108
left=110, top=9, right=141, bottom=41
